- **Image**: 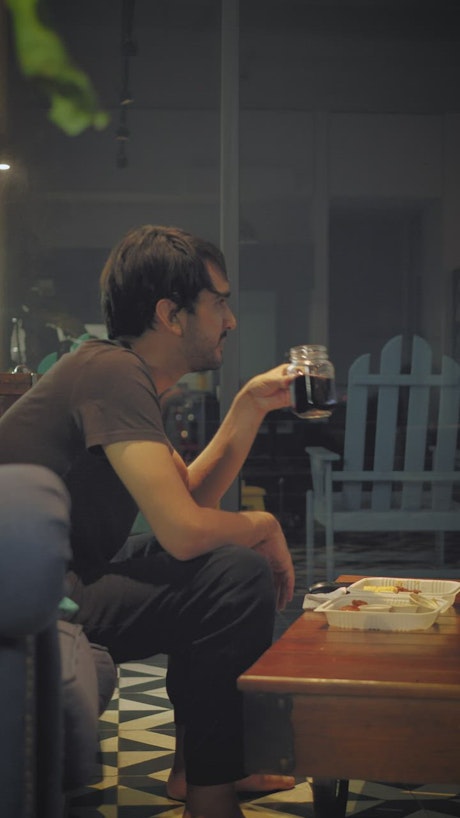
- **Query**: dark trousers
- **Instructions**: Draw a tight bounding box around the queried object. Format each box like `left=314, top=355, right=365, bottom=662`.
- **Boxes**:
left=66, top=540, right=276, bottom=785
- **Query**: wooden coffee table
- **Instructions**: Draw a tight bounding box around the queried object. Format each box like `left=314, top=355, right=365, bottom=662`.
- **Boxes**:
left=238, top=575, right=460, bottom=817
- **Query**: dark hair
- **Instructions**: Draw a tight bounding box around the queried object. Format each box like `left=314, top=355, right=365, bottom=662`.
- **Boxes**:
left=100, top=225, right=227, bottom=339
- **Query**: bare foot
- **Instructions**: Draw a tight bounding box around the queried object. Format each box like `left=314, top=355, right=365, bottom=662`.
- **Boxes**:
left=183, top=782, right=245, bottom=818
left=168, top=724, right=295, bottom=805
left=168, top=770, right=295, bottom=802
left=235, top=773, right=296, bottom=795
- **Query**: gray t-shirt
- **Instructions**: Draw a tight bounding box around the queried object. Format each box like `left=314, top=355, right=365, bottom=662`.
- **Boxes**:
left=0, top=340, right=170, bottom=578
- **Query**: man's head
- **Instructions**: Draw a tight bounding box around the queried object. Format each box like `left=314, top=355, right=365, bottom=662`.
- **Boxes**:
left=100, top=225, right=227, bottom=340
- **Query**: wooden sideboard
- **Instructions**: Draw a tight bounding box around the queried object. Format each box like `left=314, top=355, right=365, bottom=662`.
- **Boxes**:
left=0, top=372, right=39, bottom=418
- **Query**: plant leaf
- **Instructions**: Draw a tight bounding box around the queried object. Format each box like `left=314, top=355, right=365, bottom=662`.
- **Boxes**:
left=6, top=0, right=110, bottom=135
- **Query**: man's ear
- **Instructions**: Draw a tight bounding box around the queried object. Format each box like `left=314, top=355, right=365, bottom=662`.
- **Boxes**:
left=155, top=299, right=184, bottom=335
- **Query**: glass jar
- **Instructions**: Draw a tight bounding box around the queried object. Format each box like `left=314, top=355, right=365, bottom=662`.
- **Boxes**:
left=287, top=344, right=336, bottom=419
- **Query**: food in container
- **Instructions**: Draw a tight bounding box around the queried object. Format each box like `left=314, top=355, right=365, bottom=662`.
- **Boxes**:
left=348, top=576, right=460, bottom=607
left=315, top=591, right=446, bottom=631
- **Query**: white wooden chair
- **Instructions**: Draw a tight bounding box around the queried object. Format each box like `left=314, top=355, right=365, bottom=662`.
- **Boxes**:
left=305, top=335, right=460, bottom=584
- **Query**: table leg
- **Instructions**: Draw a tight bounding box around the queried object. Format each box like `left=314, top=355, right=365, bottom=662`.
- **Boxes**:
left=311, top=778, right=349, bottom=818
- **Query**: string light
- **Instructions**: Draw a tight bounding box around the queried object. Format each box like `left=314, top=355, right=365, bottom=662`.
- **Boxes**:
left=116, top=0, right=137, bottom=168
left=0, top=143, right=12, bottom=171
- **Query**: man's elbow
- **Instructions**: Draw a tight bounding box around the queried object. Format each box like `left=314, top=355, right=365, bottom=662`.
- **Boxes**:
left=158, top=523, right=216, bottom=561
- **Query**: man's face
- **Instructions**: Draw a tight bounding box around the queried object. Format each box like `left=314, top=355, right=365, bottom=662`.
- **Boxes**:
left=178, top=262, right=237, bottom=371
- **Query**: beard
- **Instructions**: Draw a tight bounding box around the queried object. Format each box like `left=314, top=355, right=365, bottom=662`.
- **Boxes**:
left=186, top=333, right=227, bottom=372
left=188, top=352, right=223, bottom=372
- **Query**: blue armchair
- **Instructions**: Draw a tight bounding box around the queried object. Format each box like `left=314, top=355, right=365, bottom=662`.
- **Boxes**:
left=0, top=464, right=116, bottom=817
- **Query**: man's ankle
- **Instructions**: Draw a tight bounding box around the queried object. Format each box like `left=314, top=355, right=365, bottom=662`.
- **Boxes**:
left=184, top=782, right=245, bottom=818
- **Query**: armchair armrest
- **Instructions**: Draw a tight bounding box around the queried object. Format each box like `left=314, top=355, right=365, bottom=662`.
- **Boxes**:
left=305, top=447, right=341, bottom=498
left=328, top=470, right=460, bottom=483
left=305, top=446, right=341, bottom=463
left=0, top=465, right=71, bottom=638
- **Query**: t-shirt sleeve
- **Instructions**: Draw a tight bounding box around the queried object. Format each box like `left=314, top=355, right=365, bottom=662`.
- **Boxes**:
left=71, top=349, right=170, bottom=450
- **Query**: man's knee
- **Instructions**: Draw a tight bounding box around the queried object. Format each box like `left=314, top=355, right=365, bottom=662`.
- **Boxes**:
left=210, top=544, right=275, bottom=607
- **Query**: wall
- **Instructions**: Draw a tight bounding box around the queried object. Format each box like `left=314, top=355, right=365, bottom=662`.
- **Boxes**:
left=4, top=0, right=460, bottom=376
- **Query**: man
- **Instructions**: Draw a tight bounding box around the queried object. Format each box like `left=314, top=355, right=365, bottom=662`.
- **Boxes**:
left=0, top=225, right=296, bottom=818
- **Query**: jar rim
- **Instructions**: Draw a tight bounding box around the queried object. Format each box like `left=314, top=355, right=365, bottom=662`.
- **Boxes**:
left=289, top=344, right=327, bottom=356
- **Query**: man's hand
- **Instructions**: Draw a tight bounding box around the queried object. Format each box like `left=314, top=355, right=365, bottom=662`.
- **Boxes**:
left=189, top=365, right=296, bottom=507
left=240, top=364, right=295, bottom=418
left=250, top=517, right=295, bottom=610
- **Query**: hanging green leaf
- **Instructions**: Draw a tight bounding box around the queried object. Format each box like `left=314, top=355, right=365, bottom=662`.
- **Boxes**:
left=6, top=0, right=110, bottom=136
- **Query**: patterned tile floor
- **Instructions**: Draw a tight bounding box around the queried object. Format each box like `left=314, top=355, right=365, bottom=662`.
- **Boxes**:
left=67, top=531, right=460, bottom=817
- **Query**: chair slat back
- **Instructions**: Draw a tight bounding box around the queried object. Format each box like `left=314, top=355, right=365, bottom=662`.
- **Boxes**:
left=341, top=335, right=459, bottom=514
left=400, top=336, right=431, bottom=510
left=432, top=353, right=460, bottom=510
left=342, top=352, right=371, bottom=510
left=371, top=335, right=403, bottom=510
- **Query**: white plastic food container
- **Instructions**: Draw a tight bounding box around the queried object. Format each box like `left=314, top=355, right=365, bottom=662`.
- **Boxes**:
left=347, top=576, right=460, bottom=608
left=315, top=592, right=446, bottom=631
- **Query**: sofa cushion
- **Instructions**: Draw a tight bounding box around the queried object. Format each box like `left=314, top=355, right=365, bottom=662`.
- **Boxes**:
left=58, top=621, right=116, bottom=791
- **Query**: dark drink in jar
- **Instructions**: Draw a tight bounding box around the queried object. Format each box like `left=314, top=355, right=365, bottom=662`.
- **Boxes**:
left=287, top=345, right=336, bottom=420
left=292, top=374, right=335, bottom=415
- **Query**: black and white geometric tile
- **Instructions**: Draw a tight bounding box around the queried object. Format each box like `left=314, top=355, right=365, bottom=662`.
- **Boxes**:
left=67, top=653, right=460, bottom=818
left=67, top=532, right=460, bottom=817
left=65, top=657, right=460, bottom=818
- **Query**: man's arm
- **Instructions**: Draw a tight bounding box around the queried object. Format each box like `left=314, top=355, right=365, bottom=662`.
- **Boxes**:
left=104, top=437, right=295, bottom=608
left=187, top=365, right=295, bottom=507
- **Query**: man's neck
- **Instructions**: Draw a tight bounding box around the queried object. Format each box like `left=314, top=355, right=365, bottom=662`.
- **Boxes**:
left=128, top=333, right=187, bottom=395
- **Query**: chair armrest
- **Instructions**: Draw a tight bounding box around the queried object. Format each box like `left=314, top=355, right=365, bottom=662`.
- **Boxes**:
left=0, top=465, right=71, bottom=638
left=305, top=446, right=341, bottom=463
left=305, top=447, right=341, bottom=498
left=329, top=470, right=460, bottom=483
